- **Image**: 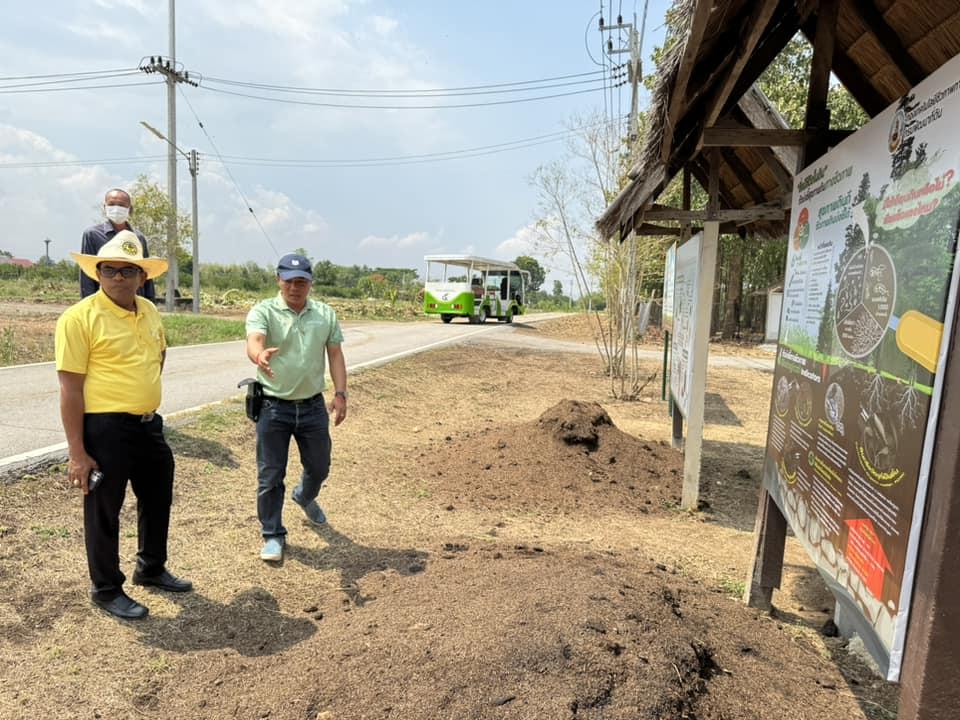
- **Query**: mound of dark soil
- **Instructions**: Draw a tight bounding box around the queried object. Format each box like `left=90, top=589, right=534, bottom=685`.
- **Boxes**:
left=155, top=545, right=869, bottom=720
left=418, top=399, right=683, bottom=515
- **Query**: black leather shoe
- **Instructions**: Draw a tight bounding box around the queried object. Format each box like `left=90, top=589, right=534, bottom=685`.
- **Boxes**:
left=132, top=569, right=193, bottom=593
left=92, top=593, right=149, bottom=620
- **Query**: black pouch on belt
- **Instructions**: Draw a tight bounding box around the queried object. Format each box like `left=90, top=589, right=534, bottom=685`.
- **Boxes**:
left=237, top=378, right=264, bottom=421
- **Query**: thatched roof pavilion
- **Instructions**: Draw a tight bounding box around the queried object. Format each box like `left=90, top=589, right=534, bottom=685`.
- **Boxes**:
left=598, top=0, right=960, bottom=240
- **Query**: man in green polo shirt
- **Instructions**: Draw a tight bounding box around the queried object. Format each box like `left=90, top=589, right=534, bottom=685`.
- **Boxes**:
left=56, top=231, right=192, bottom=620
left=245, top=253, right=348, bottom=562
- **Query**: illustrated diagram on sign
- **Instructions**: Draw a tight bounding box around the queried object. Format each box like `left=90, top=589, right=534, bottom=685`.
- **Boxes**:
left=825, top=382, right=845, bottom=433
left=835, top=243, right=897, bottom=358
left=834, top=204, right=944, bottom=372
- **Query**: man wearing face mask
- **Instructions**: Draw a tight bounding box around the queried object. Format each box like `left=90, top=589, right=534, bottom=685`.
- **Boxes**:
left=80, top=188, right=156, bottom=301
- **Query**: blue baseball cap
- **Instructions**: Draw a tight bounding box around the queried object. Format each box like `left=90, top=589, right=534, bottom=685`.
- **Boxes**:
left=277, top=253, right=313, bottom=281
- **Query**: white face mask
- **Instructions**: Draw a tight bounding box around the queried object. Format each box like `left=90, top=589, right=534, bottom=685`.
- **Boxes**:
left=104, top=205, right=130, bottom=224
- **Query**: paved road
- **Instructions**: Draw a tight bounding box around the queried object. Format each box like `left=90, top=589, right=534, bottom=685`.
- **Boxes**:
left=0, top=315, right=561, bottom=469
left=0, top=314, right=773, bottom=471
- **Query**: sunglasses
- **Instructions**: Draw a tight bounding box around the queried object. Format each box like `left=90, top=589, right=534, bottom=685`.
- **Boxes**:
left=98, top=265, right=143, bottom=279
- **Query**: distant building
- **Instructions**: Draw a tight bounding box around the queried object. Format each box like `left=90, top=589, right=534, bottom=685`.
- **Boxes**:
left=0, top=257, right=34, bottom=268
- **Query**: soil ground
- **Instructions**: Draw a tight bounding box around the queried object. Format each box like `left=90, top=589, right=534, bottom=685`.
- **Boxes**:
left=0, top=317, right=898, bottom=719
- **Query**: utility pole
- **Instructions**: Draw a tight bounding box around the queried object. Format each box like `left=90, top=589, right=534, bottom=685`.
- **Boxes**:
left=139, top=0, right=199, bottom=312
left=600, top=5, right=646, bottom=141
left=189, top=149, right=199, bottom=312
left=140, top=121, right=201, bottom=313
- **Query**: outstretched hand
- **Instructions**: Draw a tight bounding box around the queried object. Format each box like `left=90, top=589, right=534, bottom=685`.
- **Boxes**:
left=256, top=347, right=279, bottom=378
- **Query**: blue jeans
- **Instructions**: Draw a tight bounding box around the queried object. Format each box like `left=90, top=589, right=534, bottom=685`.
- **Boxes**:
left=255, top=395, right=331, bottom=539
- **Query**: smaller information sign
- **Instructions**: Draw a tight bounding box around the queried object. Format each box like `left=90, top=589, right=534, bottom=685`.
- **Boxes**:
left=669, top=234, right=701, bottom=417
left=663, top=242, right=677, bottom=332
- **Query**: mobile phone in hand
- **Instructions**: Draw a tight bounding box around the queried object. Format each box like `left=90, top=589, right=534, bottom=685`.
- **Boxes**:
left=88, top=470, right=104, bottom=492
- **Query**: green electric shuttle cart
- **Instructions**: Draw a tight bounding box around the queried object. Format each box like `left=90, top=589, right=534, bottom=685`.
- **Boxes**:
left=423, top=255, right=530, bottom=324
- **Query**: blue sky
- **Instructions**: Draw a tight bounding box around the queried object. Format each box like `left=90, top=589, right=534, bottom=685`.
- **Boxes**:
left=0, top=0, right=672, bottom=287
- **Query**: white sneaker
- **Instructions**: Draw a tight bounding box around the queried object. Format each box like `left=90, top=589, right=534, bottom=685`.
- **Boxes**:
left=260, top=537, right=284, bottom=562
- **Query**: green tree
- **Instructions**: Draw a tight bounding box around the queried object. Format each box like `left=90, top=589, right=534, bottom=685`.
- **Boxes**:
left=514, top=255, right=546, bottom=292
left=128, top=175, right=192, bottom=266
left=552, top=279, right=564, bottom=297
left=757, top=35, right=868, bottom=130
left=313, top=259, right=338, bottom=285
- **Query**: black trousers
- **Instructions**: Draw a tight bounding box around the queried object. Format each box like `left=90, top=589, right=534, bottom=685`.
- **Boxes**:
left=82, top=413, right=174, bottom=600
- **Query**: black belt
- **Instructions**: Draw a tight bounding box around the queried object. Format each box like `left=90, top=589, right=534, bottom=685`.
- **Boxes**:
left=264, top=393, right=323, bottom=405
left=90, top=411, right=156, bottom=423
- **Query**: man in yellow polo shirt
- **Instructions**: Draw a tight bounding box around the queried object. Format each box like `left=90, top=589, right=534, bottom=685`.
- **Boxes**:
left=246, top=252, right=348, bottom=562
left=56, top=231, right=192, bottom=620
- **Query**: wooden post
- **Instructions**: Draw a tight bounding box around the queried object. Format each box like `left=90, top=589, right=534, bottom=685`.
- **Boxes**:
left=899, top=300, right=960, bottom=716
left=800, top=0, right=840, bottom=169
left=744, top=485, right=788, bottom=610
left=662, top=331, right=670, bottom=401
left=746, top=0, right=839, bottom=610
left=671, top=401, right=683, bottom=449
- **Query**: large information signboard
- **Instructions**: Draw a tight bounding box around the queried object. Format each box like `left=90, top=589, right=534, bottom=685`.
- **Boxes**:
left=762, top=54, right=960, bottom=680
left=669, top=234, right=701, bottom=417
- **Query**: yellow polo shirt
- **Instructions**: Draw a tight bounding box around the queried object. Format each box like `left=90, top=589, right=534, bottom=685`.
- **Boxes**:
left=55, top=292, right=166, bottom=414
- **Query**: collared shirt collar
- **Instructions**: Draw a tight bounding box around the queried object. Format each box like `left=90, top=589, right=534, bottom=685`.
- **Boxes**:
left=97, top=220, right=131, bottom=235
left=272, top=291, right=315, bottom=316
left=92, top=288, right=140, bottom=318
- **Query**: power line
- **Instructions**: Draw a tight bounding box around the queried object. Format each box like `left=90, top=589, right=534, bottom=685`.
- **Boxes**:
left=177, top=86, right=279, bottom=256
left=202, top=74, right=606, bottom=99
left=202, top=68, right=607, bottom=96
left=0, top=67, right=139, bottom=82
left=213, top=119, right=619, bottom=166
left=0, top=80, right=163, bottom=95
left=0, top=71, right=143, bottom=90
left=0, top=116, right=623, bottom=171
left=197, top=83, right=603, bottom=110
left=0, top=155, right=166, bottom=169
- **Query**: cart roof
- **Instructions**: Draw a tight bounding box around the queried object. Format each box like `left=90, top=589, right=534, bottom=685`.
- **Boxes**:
left=424, top=255, right=527, bottom=273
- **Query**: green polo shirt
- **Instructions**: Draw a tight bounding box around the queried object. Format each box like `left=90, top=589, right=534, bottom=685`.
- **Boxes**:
left=245, top=294, right=344, bottom=400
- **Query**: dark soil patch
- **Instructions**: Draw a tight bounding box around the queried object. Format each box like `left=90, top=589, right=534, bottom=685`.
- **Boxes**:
left=420, top=399, right=684, bottom=515
left=150, top=546, right=871, bottom=720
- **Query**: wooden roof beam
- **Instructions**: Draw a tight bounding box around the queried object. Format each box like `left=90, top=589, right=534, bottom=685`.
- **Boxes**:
left=660, top=0, right=713, bottom=163
left=755, top=146, right=794, bottom=195
left=642, top=206, right=785, bottom=222
left=719, top=148, right=769, bottom=205
left=801, top=17, right=888, bottom=117
left=724, top=0, right=807, bottom=119
left=702, top=127, right=854, bottom=146
left=859, top=0, right=926, bottom=87
left=702, top=0, right=780, bottom=129
left=689, top=157, right=738, bottom=208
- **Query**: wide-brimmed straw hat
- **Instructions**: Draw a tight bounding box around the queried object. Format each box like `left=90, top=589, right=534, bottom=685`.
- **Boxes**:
left=71, top=230, right=168, bottom=281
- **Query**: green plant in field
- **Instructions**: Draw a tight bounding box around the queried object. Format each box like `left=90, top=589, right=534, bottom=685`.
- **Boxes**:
left=30, top=525, right=71, bottom=539
left=146, top=655, right=173, bottom=674
left=160, top=315, right=246, bottom=346
left=717, top=577, right=746, bottom=598
left=0, top=326, right=14, bottom=365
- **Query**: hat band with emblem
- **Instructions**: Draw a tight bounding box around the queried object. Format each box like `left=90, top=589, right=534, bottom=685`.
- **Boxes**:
left=71, top=230, right=168, bottom=281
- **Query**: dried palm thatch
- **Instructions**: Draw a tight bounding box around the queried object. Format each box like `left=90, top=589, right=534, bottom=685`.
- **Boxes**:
left=598, top=0, right=960, bottom=240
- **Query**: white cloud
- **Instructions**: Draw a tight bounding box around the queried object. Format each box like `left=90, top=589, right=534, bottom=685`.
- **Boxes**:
left=496, top=222, right=539, bottom=258
left=198, top=0, right=350, bottom=42
left=92, top=0, right=150, bottom=11
left=65, top=20, right=139, bottom=47
left=371, top=15, right=398, bottom=37
left=358, top=231, right=429, bottom=249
